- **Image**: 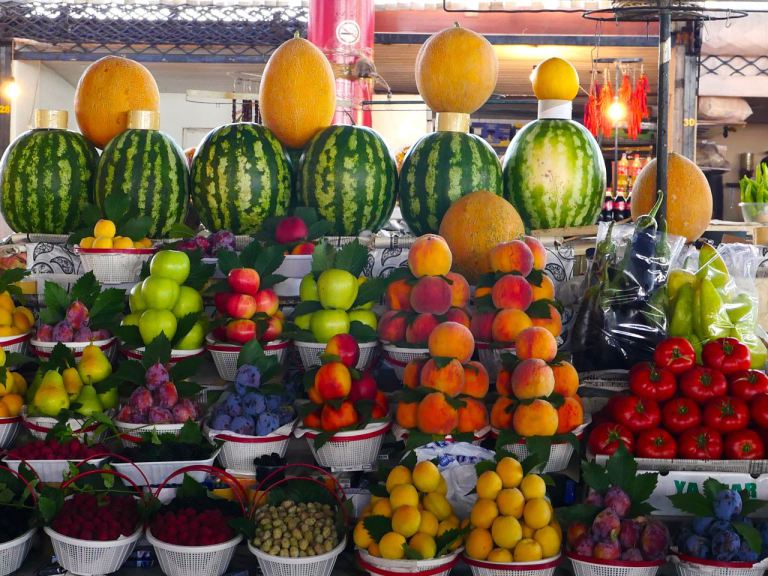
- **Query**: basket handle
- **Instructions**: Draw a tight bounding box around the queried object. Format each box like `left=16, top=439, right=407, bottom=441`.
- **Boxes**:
left=61, top=467, right=145, bottom=497
left=0, top=463, right=39, bottom=503
left=73, top=451, right=151, bottom=487
left=253, top=463, right=346, bottom=504
left=151, top=465, right=249, bottom=517
left=252, top=475, right=350, bottom=528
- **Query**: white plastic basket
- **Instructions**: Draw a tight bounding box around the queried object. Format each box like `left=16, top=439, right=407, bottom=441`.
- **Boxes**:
left=115, top=421, right=186, bottom=448
left=579, top=370, right=630, bottom=393
left=4, top=456, right=108, bottom=483
left=0, top=332, right=30, bottom=357
left=204, top=420, right=295, bottom=474
left=234, top=235, right=253, bottom=251
left=494, top=421, right=589, bottom=473
left=0, top=528, right=35, bottom=576
left=380, top=344, right=429, bottom=380
left=671, top=555, right=768, bottom=576
left=295, top=420, right=390, bottom=471
left=248, top=536, right=346, bottom=576
left=205, top=336, right=290, bottom=381
left=568, top=553, right=663, bottom=576
left=294, top=340, right=378, bottom=372
left=464, top=553, right=561, bottom=576
left=146, top=529, right=242, bottom=576
left=22, top=410, right=106, bottom=441
left=357, top=548, right=461, bottom=576
left=0, top=417, right=20, bottom=449
left=31, top=336, right=117, bottom=364
left=122, top=346, right=205, bottom=366
left=476, top=342, right=515, bottom=382
left=391, top=422, right=491, bottom=446
left=44, top=525, right=142, bottom=576
left=274, top=255, right=313, bottom=278
left=111, top=452, right=218, bottom=486
left=76, top=247, right=155, bottom=285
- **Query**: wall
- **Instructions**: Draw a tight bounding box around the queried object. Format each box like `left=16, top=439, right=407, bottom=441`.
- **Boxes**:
left=11, top=61, right=76, bottom=138
left=706, top=123, right=768, bottom=186
left=370, top=94, right=429, bottom=154
left=157, top=92, right=231, bottom=149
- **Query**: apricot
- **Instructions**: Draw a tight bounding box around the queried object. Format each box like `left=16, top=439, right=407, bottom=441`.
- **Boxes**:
left=303, top=409, right=322, bottom=429
left=457, top=398, right=489, bottom=433
left=321, top=400, right=358, bottom=432
left=552, top=361, right=579, bottom=397
left=523, top=236, right=547, bottom=270
left=445, top=307, right=471, bottom=328
left=463, top=361, right=489, bottom=398
left=308, top=384, right=323, bottom=405
left=511, top=359, right=555, bottom=400
left=513, top=399, right=558, bottom=437
left=411, top=276, right=452, bottom=315
left=378, top=310, right=408, bottom=343
left=420, top=358, right=465, bottom=397
left=408, top=234, right=452, bottom=278
left=474, top=286, right=492, bottom=300
left=428, top=321, right=474, bottom=363
left=556, top=396, right=584, bottom=434
left=446, top=272, right=470, bottom=308
left=530, top=304, right=562, bottom=338
left=530, top=275, right=555, bottom=302
left=314, top=361, right=352, bottom=401
left=496, top=368, right=513, bottom=396
left=406, top=313, right=440, bottom=345
left=490, top=396, right=515, bottom=430
left=403, top=359, right=426, bottom=389
left=385, top=278, right=413, bottom=311
left=491, top=309, right=532, bottom=344
left=396, top=401, right=418, bottom=429
left=489, top=240, right=534, bottom=276
left=515, top=327, right=558, bottom=362
left=417, top=392, right=459, bottom=435
left=492, top=275, right=533, bottom=311
left=470, top=311, right=495, bottom=342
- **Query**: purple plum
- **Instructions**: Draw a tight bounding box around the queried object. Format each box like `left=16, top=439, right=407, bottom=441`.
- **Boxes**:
left=210, top=231, right=235, bottom=254
left=172, top=399, right=197, bottom=423
left=594, top=540, right=621, bottom=560
left=148, top=407, right=173, bottom=424
left=620, top=548, right=644, bottom=561
left=714, top=489, right=743, bottom=521
left=91, top=328, right=111, bottom=341
left=592, top=509, right=621, bottom=541
left=712, top=530, right=740, bottom=562
left=640, top=520, right=670, bottom=560
left=36, top=324, right=54, bottom=342
left=210, top=412, right=232, bottom=431
left=154, top=382, right=178, bottom=409
left=684, top=534, right=710, bottom=559
left=605, top=486, right=632, bottom=518
left=692, top=517, right=714, bottom=536
left=736, top=538, right=759, bottom=563
left=619, top=518, right=644, bottom=550
left=52, top=321, right=74, bottom=342
left=572, top=533, right=594, bottom=557
left=145, top=362, right=170, bottom=391
left=194, top=236, right=210, bottom=253
left=230, top=415, right=255, bottom=435
left=585, top=488, right=604, bottom=507
left=117, top=405, right=135, bottom=423
left=129, top=387, right=153, bottom=414
left=73, top=326, right=93, bottom=342
left=176, top=239, right=198, bottom=252
left=65, top=301, right=89, bottom=330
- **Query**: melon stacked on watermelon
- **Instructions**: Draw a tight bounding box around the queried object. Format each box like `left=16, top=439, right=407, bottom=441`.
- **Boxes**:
left=398, top=24, right=502, bottom=236
left=502, top=58, right=606, bottom=230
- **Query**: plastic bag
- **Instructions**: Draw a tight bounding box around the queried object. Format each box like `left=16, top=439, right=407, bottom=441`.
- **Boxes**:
left=569, top=221, right=686, bottom=371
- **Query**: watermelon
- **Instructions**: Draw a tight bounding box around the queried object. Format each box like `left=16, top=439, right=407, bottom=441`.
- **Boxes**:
left=191, top=123, right=291, bottom=235
left=0, top=128, right=97, bottom=234
left=95, top=128, right=188, bottom=238
left=398, top=131, right=502, bottom=235
left=299, top=125, right=397, bottom=236
left=502, top=119, right=606, bottom=230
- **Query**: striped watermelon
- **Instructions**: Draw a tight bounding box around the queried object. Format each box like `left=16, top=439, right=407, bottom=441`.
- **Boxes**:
left=191, top=123, right=291, bottom=235
left=0, top=128, right=97, bottom=234
left=502, top=119, right=606, bottom=230
left=398, top=131, right=502, bottom=235
left=298, top=125, right=397, bottom=236
left=95, top=129, right=188, bottom=238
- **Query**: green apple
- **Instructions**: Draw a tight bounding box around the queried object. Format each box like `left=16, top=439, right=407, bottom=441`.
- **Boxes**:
left=354, top=277, right=373, bottom=310
left=149, top=250, right=190, bottom=284
left=175, top=320, right=206, bottom=350
left=142, top=276, right=180, bottom=310
left=172, top=286, right=204, bottom=319
left=348, top=309, right=377, bottom=331
left=310, top=309, right=350, bottom=343
left=121, top=313, right=141, bottom=327
left=129, top=283, right=147, bottom=313
left=299, top=274, right=319, bottom=302
left=139, top=309, right=178, bottom=345
left=295, top=312, right=313, bottom=331
left=317, top=269, right=358, bottom=310
left=96, top=385, right=118, bottom=410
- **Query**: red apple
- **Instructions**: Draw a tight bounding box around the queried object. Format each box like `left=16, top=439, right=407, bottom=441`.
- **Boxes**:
left=225, top=319, right=258, bottom=344
left=275, top=216, right=309, bottom=245
left=261, top=315, right=283, bottom=342
left=325, top=333, right=360, bottom=368
left=214, top=292, right=232, bottom=315
left=349, top=371, right=377, bottom=402
left=291, top=242, right=315, bottom=255
left=227, top=268, right=260, bottom=296
left=314, top=362, right=352, bottom=401
left=225, top=293, right=257, bottom=320
left=254, top=289, right=279, bottom=316
left=372, top=390, right=389, bottom=419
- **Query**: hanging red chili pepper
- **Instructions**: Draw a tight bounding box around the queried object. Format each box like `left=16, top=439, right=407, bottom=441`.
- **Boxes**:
left=635, top=66, right=650, bottom=119
left=584, top=68, right=601, bottom=136
left=599, top=68, right=614, bottom=138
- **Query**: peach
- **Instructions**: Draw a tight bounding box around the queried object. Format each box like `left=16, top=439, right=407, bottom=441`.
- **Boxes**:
left=492, top=275, right=533, bottom=311
left=303, top=409, right=322, bottom=429
left=496, top=368, right=513, bottom=396
left=463, top=361, right=489, bottom=399
left=511, top=358, right=555, bottom=400
left=428, top=321, right=475, bottom=363
left=445, top=307, right=471, bottom=328
left=446, top=272, right=470, bottom=308
left=321, top=400, right=358, bottom=432
left=552, top=361, right=579, bottom=397
left=308, top=384, right=323, bottom=405
left=420, top=358, right=465, bottom=397
left=491, top=309, right=533, bottom=344
left=315, top=361, right=352, bottom=401
left=372, top=391, right=389, bottom=419
left=406, top=313, right=439, bottom=345
left=410, top=276, right=452, bottom=315
left=490, top=396, right=515, bottom=430
left=403, top=359, right=425, bottom=389
left=530, top=304, right=562, bottom=338
left=378, top=310, right=408, bottom=343
left=489, top=240, right=534, bottom=276
left=512, top=399, right=558, bottom=437
left=474, top=286, right=492, bottom=300
left=396, top=401, right=418, bottom=429
left=325, top=333, right=360, bottom=368
left=470, top=311, right=495, bottom=342
left=515, top=327, right=558, bottom=362
left=385, top=278, right=414, bottom=311
left=523, top=236, right=547, bottom=270
left=408, top=234, right=452, bottom=278
left=417, top=392, right=459, bottom=435
left=530, top=275, right=555, bottom=302
left=457, top=398, right=489, bottom=433
left=556, top=396, right=584, bottom=434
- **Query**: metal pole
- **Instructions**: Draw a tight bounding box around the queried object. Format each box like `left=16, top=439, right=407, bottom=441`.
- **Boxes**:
left=0, top=42, right=12, bottom=158
left=613, top=64, right=620, bottom=216
left=656, top=10, right=672, bottom=224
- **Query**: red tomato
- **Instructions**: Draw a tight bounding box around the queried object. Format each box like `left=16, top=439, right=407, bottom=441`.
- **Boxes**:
left=636, top=428, right=677, bottom=459
left=629, top=363, right=677, bottom=401
left=679, top=367, right=728, bottom=403
left=703, top=396, right=750, bottom=433
left=612, top=396, right=662, bottom=433
left=587, top=422, right=635, bottom=456
left=662, top=398, right=702, bottom=435
left=654, top=338, right=696, bottom=375
left=724, top=429, right=765, bottom=460
left=678, top=427, right=723, bottom=460
left=702, top=338, right=751, bottom=375
left=728, top=370, right=768, bottom=401
left=751, top=394, right=768, bottom=429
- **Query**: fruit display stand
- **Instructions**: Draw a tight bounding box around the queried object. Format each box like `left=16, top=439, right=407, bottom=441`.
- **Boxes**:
left=204, top=418, right=296, bottom=474
left=294, top=420, right=391, bottom=472
left=567, top=552, right=665, bottom=576
left=205, top=336, right=290, bottom=381
left=295, top=340, right=378, bottom=372
left=592, top=452, right=768, bottom=474
left=76, top=247, right=155, bottom=285
left=357, top=548, right=462, bottom=576
left=670, top=554, right=768, bottom=576
left=463, top=553, right=562, bottom=576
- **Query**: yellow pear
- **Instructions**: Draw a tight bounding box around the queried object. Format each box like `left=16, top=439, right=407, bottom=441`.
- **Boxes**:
left=62, top=367, right=83, bottom=398
left=33, top=370, right=69, bottom=417
left=73, top=385, right=102, bottom=417
left=0, top=347, right=6, bottom=367
left=0, top=368, right=15, bottom=395
left=77, top=345, right=112, bottom=385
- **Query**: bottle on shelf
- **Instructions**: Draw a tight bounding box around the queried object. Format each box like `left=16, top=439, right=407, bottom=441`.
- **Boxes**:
left=600, top=187, right=615, bottom=222
left=613, top=190, right=627, bottom=221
